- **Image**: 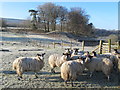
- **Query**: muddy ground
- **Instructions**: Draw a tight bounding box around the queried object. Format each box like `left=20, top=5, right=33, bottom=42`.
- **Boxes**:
left=0, top=31, right=120, bottom=89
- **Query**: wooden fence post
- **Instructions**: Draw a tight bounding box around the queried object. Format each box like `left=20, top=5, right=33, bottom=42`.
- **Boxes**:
left=108, top=39, right=111, bottom=53
left=61, top=40, right=63, bottom=48
left=70, top=40, right=72, bottom=49
left=82, top=41, right=85, bottom=51
left=99, top=40, right=103, bottom=54
left=53, top=42, right=55, bottom=48
left=118, top=41, right=120, bottom=49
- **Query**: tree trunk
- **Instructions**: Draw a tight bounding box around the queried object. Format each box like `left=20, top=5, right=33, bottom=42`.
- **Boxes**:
left=43, top=20, right=46, bottom=32
left=53, top=21, right=56, bottom=31
left=60, top=21, right=62, bottom=32
left=47, top=21, right=49, bottom=32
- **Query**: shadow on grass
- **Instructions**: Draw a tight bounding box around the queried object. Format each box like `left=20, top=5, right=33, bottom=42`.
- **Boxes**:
left=0, top=70, right=60, bottom=75
left=1, top=70, right=119, bottom=87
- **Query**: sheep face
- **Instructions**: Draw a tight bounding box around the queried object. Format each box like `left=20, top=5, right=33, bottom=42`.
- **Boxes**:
left=62, top=53, right=71, bottom=60
left=37, top=53, right=45, bottom=60
left=64, top=48, right=73, bottom=55
left=85, top=56, right=93, bottom=63
left=77, top=56, right=86, bottom=64
left=72, top=48, right=79, bottom=55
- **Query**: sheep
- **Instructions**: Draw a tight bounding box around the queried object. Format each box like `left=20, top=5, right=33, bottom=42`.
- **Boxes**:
left=64, top=48, right=73, bottom=55
left=117, top=55, right=120, bottom=84
left=70, top=48, right=84, bottom=60
left=92, top=51, right=111, bottom=58
left=113, top=49, right=120, bottom=54
left=109, top=49, right=120, bottom=71
left=60, top=57, right=85, bottom=86
left=13, top=53, right=45, bottom=80
left=84, top=55, right=113, bottom=81
left=48, top=53, right=71, bottom=73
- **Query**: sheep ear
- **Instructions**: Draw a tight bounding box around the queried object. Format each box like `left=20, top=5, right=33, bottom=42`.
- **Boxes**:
left=37, top=54, right=41, bottom=56
left=63, top=53, right=66, bottom=55
left=42, top=53, right=45, bottom=56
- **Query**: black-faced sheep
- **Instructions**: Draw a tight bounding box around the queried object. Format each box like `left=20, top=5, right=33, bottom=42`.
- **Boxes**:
left=84, top=55, right=113, bottom=81
left=70, top=48, right=85, bottom=60
left=48, top=53, right=71, bottom=73
left=13, top=53, right=45, bottom=80
left=60, top=57, right=85, bottom=86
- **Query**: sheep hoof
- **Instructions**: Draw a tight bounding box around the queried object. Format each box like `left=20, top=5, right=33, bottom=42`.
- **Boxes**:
left=18, top=77, right=22, bottom=80
left=64, top=81, right=68, bottom=86
left=18, top=78, right=21, bottom=80
left=34, top=76, right=38, bottom=79
left=52, top=71, right=55, bottom=74
left=71, top=83, right=74, bottom=87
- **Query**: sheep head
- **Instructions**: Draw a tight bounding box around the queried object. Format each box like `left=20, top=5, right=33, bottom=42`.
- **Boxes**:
left=78, top=56, right=86, bottom=64
left=62, top=53, right=71, bottom=61
left=37, top=53, right=46, bottom=60
left=85, top=55, right=93, bottom=63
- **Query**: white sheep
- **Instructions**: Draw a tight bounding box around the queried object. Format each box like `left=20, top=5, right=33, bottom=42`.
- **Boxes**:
left=13, top=53, right=45, bottom=80
left=84, top=55, right=113, bottom=81
left=117, top=54, right=120, bottom=84
left=109, top=49, right=120, bottom=71
left=60, top=57, right=85, bottom=86
left=92, top=51, right=111, bottom=58
left=48, top=53, right=71, bottom=73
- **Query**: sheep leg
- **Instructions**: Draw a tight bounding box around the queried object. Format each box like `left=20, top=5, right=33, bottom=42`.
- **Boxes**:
left=107, top=75, right=110, bottom=81
left=51, top=68, right=55, bottom=73
left=34, top=73, right=38, bottom=79
left=17, top=70, right=22, bottom=80
left=90, top=72, right=93, bottom=77
left=118, top=72, right=120, bottom=84
left=70, top=80, right=74, bottom=87
left=64, top=80, right=68, bottom=86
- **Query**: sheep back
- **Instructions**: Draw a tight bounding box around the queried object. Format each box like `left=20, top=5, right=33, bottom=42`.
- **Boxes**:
left=61, top=59, right=84, bottom=81
left=101, top=58, right=113, bottom=75
left=48, top=54, right=60, bottom=68
left=13, top=57, right=44, bottom=73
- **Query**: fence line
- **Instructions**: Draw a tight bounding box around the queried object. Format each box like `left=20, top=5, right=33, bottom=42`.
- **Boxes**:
left=94, top=39, right=120, bottom=54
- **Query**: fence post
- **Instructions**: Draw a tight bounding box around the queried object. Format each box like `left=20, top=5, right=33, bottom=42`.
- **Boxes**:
left=70, top=40, right=72, bottom=49
left=61, top=40, right=63, bottom=48
left=53, top=42, right=55, bottom=48
left=108, top=39, right=111, bottom=53
left=99, top=40, right=103, bottom=54
left=118, top=41, right=120, bottom=49
left=82, top=41, right=85, bottom=51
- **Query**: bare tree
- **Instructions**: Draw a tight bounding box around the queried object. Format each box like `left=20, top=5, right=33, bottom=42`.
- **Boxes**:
left=67, top=7, right=91, bottom=35
left=37, top=3, right=61, bottom=31
left=57, top=6, right=68, bottom=32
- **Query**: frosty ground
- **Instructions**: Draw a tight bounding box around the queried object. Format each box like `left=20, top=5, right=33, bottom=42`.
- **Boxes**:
left=0, top=31, right=120, bottom=89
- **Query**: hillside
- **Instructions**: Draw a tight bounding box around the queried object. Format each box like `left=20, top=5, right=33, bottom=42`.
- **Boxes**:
left=0, top=18, right=26, bottom=26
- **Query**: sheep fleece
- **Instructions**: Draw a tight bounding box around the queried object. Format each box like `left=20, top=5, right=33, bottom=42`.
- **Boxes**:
left=13, top=57, right=44, bottom=73
left=61, top=59, right=84, bottom=81
left=48, top=54, right=68, bottom=68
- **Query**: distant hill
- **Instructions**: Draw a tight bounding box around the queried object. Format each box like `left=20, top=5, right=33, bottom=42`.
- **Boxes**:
left=0, top=18, right=119, bottom=39
left=94, top=28, right=119, bottom=37
left=0, top=18, right=26, bottom=25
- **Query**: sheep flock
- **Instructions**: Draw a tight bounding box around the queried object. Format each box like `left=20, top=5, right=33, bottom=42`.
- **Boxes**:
left=12, top=48, right=120, bottom=87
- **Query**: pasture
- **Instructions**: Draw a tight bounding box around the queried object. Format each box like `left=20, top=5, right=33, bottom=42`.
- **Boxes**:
left=0, top=30, right=120, bottom=89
